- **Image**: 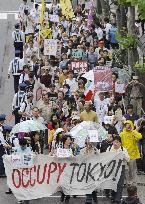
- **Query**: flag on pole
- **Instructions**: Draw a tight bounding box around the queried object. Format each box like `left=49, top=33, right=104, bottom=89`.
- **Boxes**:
left=60, top=0, right=74, bottom=19
left=84, top=81, right=94, bottom=101
left=87, top=0, right=93, bottom=29
left=40, top=0, right=45, bottom=27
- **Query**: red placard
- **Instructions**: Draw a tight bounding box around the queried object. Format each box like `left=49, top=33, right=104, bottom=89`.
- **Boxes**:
left=94, top=66, right=112, bottom=92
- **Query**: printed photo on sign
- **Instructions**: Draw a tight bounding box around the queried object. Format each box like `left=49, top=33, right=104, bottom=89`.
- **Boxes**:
left=115, top=82, right=125, bottom=94
left=88, top=130, right=98, bottom=142
left=22, top=154, right=33, bottom=168
left=94, top=66, right=112, bottom=92
left=44, top=39, right=58, bottom=56
left=71, top=61, right=88, bottom=74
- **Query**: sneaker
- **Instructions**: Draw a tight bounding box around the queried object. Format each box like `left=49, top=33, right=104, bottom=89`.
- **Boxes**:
left=65, top=195, right=70, bottom=203
left=17, top=201, right=24, bottom=204
left=60, top=192, right=65, bottom=202
left=5, top=189, right=12, bottom=194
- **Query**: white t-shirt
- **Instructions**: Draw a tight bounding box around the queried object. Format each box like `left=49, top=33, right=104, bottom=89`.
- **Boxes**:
left=95, top=27, right=103, bottom=40
left=64, top=78, right=78, bottom=93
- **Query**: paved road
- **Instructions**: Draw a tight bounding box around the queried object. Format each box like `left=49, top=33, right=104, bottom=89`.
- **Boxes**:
left=0, top=1, right=145, bottom=204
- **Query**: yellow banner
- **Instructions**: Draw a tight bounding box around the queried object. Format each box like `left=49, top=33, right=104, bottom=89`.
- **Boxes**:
left=60, top=0, right=74, bottom=19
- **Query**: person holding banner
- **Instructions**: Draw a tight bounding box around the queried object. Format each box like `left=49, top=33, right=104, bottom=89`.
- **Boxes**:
left=108, top=136, right=130, bottom=204
left=80, top=138, right=99, bottom=204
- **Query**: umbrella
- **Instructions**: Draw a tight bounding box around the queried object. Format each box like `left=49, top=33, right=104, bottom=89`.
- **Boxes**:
left=11, top=120, right=46, bottom=134
left=70, top=121, right=107, bottom=148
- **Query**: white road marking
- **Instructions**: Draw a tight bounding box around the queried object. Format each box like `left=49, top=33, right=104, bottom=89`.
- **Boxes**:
left=0, top=11, right=19, bottom=13
left=0, top=12, right=20, bottom=20
left=48, top=195, right=127, bottom=198
left=0, top=13, right=7, bottom=19
left=15, top=13, right=19, bottom=20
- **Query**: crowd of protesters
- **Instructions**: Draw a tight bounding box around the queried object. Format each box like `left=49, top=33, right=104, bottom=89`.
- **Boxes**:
left=0, top=0, right=145, bottom=203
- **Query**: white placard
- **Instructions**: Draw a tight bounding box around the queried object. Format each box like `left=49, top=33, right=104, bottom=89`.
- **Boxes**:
left=44, top=39, right=58, bottom=56
left=12, top=155, right=22, bottom=169
left=11, top=154, right=33, bottom=169
left=115, top=82, right=125, bottom=93
left=49, top=14, right=60, bottom=22
left=104, top=116, right=114, bottom=125
left=88, top=130, right=98, bottom=142
left=57, top=148, right=72, bottom=158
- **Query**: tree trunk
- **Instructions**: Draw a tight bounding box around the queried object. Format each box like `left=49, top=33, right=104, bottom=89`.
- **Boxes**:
left=99, top=0, right=110, bottom=17
left=127, top=6, right=138, bottom=68
left=116, top=5, right=127, bottom=32
left=95, top=0, right=102, bottom=15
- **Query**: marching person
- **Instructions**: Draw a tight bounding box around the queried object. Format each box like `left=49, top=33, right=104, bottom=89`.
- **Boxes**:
left=80, top=138, right=99, bottom=204
left=12, top=23, right=25, bottom=59
left=19, top=65, right=30, bottom=84
left=108, top=136, right=130, bottom=204
left=8, top=51, right=24, bottom=93
left=80, top=101, right=99, bottom=123
left=120, top=120, right=142, bottom=184
left=18, top=92, right=33, bottom=121
left=125, top=76, right=145, bottom=117
left=12, top=83, right=27, bottom=124
left=13, top=138, right=32, bottom=204
left=121, top=185, right=142, bottom=204
left=0, top=114, right=6, bottom=178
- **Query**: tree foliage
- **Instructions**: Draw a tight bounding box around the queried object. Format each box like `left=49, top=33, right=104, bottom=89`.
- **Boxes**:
left=116, top=0, right=145, bottom=19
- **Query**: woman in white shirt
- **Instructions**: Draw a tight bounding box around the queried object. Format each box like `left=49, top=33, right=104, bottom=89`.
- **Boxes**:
left=107, top=136, right=130, bottom=204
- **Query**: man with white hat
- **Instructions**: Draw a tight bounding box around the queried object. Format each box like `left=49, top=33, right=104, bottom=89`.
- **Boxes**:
left=126, top=76, right=145, bottom=116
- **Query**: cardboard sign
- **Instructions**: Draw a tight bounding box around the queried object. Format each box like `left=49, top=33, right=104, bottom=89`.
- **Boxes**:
left=71, top=60, right=88, bottom=74
left=115, top=82, right=125, bottom=94
left=57, top=148, right=72, bottom=158
left=88, top=130, right=98, bottom=142
left=72, top=49, right=84, bottom=59
left=104, top=116, right=114, bottom=125
left=3, top=152, right=124, bottom=200
left=49, top=14, right=60, bottom=22
left=44, top=39, right=58, bottom=56
left=94, top=66, right=112, bottom=92
left=12, top=155, right=22, bottom=169
left=115, top=109, right=123, bottom=122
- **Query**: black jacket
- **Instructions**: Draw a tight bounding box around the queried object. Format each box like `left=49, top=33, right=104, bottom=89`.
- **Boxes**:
left=121, top=197, right=142, bottom=204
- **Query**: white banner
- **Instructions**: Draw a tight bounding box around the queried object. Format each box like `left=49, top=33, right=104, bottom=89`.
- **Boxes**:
left=44, top=39, right=58, bottom=56
left=3, top=152, right=123, bottom=200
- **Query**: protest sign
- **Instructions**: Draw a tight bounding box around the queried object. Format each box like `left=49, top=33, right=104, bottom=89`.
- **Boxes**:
left=3, top=152, right=123, bottom=200
left=104, top=116, right=114, bottom=125
left=33, top=80, right=43, bottom=105
left=88, top=130, right=98, bottom=142
left=115, top=82, right=125, bottom=94
left=49, top=14, right=59, bottom=23
left=57, top=148, right=73, bottom=158
left=56, top=44, right=62, bottom=59
left=94, top=66, right=112, bottom=92
left=44, top=39, right=58, bottom=56
left=72, top=49, right=84, bottom=59
left=71, top=60, right=88, bottom=74
left=115, top=109, right=123, bottom=122
left=12, top=154, right=33, bottom=169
